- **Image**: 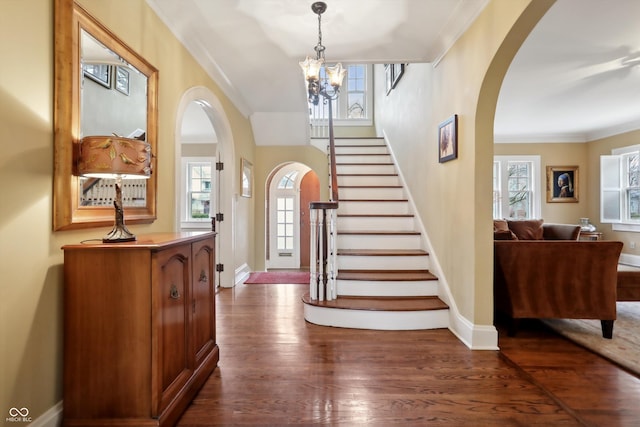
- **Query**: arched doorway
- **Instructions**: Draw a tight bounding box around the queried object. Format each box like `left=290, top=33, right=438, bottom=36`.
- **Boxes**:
left=175, top=87, right=236, bottom=288
left=266, top=163, right=319, bottom=270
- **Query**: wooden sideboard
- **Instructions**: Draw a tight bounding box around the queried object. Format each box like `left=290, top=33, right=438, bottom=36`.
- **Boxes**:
left=62, top=232, right=218, bottom=426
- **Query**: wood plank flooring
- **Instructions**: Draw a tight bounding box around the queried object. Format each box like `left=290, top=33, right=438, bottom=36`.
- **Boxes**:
left=177, top=283, right=640, bottom=426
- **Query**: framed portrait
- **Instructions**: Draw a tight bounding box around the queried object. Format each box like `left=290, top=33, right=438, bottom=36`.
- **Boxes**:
left=438, top=114, right=458, bottom=163
left=546, top=166, right=579, bottom=202
left=241, top=158, right=253, bottom=198
left=83, top=63, right=111, bottom=88
left=115, top=66, right=130, bottom=95
left=392, top=63, right=404, bottom=88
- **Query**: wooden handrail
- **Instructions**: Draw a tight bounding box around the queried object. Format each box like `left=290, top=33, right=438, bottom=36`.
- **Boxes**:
left=310, top=96, right=339, bottom=209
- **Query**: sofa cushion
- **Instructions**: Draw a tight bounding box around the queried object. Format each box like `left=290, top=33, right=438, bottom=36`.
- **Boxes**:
left=494, top=230, right=517, bottom=240
left=494, top=219, right=509, bottom=232
left=507, top=219, right=544, bottom=240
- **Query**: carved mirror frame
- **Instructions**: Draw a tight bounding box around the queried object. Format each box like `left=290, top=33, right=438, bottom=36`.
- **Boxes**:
left=54, top=0, right=158, bottom=230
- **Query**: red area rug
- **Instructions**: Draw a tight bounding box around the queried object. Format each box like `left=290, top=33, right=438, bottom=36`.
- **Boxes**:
left=244, top=271, right=310, bottom=285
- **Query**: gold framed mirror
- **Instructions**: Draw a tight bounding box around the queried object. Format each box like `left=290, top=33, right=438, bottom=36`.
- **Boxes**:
left=54, top=0, right=158, bottom=230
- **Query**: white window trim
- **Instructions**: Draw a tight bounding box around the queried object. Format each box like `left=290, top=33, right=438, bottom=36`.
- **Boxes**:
left=180, top=156, right=215, bottom=230
left=493, top=155, right=541, bottom=220
left=604, top=145, right=640, bottom=232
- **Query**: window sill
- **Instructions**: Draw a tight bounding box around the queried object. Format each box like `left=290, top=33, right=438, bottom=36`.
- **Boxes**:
left=612, top=223, right=640, bottom=232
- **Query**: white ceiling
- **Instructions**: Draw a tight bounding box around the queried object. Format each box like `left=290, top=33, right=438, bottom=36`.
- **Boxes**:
left=146, top=0, right=640, bottom=144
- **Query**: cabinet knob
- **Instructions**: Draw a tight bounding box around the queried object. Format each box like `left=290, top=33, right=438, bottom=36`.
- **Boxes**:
left=199, top=270, right=208, bottom=283
left=169, top=284, right=181, bottom=300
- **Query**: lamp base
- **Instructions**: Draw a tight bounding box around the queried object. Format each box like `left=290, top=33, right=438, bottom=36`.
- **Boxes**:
left=102, top=224, right=136, bottom=243
left=102, top=176, right=136, bottom=243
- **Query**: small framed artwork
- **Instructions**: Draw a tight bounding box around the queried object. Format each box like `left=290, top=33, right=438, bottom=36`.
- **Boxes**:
left=241, top=158, right=253, bottom=198
left=438, top=114, right=458, bottom=163
left=115, top=66, right=130, bottom=95
left=384, top=64, right=392, bottom=95
left=83, top=63, right=111, bottom=88
left=392, top=63, right=404, bottom=88
left=547, top=166, right=579, bottom=202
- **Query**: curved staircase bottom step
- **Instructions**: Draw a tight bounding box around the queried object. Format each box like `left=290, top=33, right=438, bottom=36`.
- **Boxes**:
left=302, top=293, right=449, bottom=330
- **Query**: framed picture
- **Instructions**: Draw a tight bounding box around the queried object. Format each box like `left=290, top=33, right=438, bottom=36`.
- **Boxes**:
left=438, top=114, right=458, bottom=163
left=547, top=166, right=579, bottom=202
left=115, top=66, right=130, bottom=95
left=241, top=158, right=253, bottom=198
left=384, top=64, right=393, bottom=95
left=392, top=63, right=404, bottom=88
left=83, top=63, right=111, bottom=88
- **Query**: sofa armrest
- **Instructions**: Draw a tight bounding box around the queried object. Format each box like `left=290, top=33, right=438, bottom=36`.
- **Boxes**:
left=542, top=223, right=581, bottom=240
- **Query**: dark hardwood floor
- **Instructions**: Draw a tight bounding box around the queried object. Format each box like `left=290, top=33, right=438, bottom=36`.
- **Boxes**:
left=177, top=283, right=640, bottom=426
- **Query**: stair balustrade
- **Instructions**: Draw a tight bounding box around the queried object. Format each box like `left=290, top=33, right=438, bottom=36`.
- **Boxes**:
left=309, top=98, right=338, bottom=301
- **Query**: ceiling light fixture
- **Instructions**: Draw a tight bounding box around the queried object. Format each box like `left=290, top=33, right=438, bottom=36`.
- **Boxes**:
left=299, top=1, right=346, bottom=105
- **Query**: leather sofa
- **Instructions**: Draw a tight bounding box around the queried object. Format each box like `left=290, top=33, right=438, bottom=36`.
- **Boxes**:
left=493, top=219, right=623, bottom=338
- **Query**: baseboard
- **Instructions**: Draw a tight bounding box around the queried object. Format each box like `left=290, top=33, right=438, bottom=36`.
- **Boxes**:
left=620, top=253, right=640, bottom=267
left=234, top=263, right=250, bottom=286
left=28, top=401, right=62, bottom=427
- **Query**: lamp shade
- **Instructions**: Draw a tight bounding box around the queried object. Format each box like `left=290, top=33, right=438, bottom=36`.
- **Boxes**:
left=299, top=55, right=324, bottom=82
left=326, top=63, right=346, bottom=89
left=77, top=136, right=151, bottom=179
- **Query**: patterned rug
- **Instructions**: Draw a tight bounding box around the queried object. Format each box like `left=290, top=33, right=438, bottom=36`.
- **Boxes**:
left=243, top=271, right=310, bottom=285
left=543, top=302, right=640, bottom=376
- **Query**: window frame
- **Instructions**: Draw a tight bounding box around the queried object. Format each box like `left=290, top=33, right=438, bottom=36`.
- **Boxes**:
left=180, top=156, right=215, bottom=229
left=602, top=145, right=640, bottom=231
left=493, top=155, right=541, bottom=220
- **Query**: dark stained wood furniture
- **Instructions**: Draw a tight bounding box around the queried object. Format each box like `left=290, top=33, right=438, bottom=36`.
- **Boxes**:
left=62, top=232, right=218, bottom=427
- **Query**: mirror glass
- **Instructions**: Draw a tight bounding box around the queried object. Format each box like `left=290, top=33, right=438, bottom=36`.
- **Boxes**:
left=79, top=30, right=148, bottom=208
left=53, top=0, right=158, bottom=230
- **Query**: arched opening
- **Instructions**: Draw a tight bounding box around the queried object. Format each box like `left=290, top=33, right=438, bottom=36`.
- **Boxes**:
left=175, top=87, right=236, bottom=288
left=265, top=162, right=320, bottom=270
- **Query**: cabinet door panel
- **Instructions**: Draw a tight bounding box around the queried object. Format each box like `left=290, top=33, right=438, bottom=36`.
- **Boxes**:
left=155, top=245, right=192, bottom=412
left=192, top=237, right=215, bottom=367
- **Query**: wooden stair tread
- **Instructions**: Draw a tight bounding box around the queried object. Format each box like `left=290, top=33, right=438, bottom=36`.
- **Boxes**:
left=338, top=249, right=428, bottom=256
left=340, top=199, right=408, bottom=202
left=337, top=173, right=398, bottom=176
left=337, top=269, right=437, bottom=281
left=338, top=230, right=420, bottom=235
left=339, top=185, right=403, bottom=188
left=338, top=214, right=414, bottom=217
left=302, top=293, right=447, bottom=311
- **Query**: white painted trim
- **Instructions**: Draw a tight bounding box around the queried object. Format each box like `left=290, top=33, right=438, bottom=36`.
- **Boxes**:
left=620, top=253, right=640, bottom=268
left=382, top=131, right=498, bottom=350
left=235, top=263, right=251, bottom=286
left=29, top=401, right=63, bottom=427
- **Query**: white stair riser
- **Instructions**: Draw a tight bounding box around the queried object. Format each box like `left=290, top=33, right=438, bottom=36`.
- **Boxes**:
left=337, top=216, right=415, bottom=231
left=340, top=187, right=405, bottom=199
left=337, top=234, right=422, bottom=250
left=336, top=155, right=392, bottom=164
left=337, top=279, right=438, bottom=297
left=338, top=175, right=401, bottom=186
left=335, top=146, right=388, bottom=155
left=304, top=304, right=449, bottom=330
left=338, top=201, right=410, bottom=215
left=335, top=139, right=385, bottom=146
left=337, top=255, right=429, bottom=270
left=336, top=164, right=396, bottom=174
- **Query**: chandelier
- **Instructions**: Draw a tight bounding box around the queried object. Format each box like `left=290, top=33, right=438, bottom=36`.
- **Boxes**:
left=299, top=2, right=346, bottom=105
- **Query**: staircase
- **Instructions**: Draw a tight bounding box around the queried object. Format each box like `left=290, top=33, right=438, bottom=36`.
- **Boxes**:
left=303, top=137, right=449, bottom=330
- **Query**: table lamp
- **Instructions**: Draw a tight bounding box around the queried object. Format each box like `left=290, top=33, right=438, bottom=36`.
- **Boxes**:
left=76, top=135, right=152, bottom=242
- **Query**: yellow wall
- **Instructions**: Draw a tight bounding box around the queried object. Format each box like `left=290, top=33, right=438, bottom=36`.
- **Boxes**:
left=0, top=0, right=256, bottom=419
left=376, top=0, right=554, bottom=329
left=494, top=142, right=589, bottom=224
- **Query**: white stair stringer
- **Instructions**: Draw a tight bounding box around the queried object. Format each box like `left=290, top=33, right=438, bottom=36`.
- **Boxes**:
left=303, top=137, right=449, bottom=331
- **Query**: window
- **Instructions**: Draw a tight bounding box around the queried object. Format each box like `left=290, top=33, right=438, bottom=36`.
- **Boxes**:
left=493, top=156, right=541, bottom=219
left=278, top=171, right=299, bottom=189
left=601, top=145, right=640, bottom=231
left=180, top=157, right=214, bottom=228
left=308, top=64, right=372, bottom=125
left=276, top=197, right=294, bottom=250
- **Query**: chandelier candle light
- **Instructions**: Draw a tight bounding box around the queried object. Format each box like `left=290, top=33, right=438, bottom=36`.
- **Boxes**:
left=299, top=1, right=346, bottom=105
left=76, top=135, right=152, bottom=242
